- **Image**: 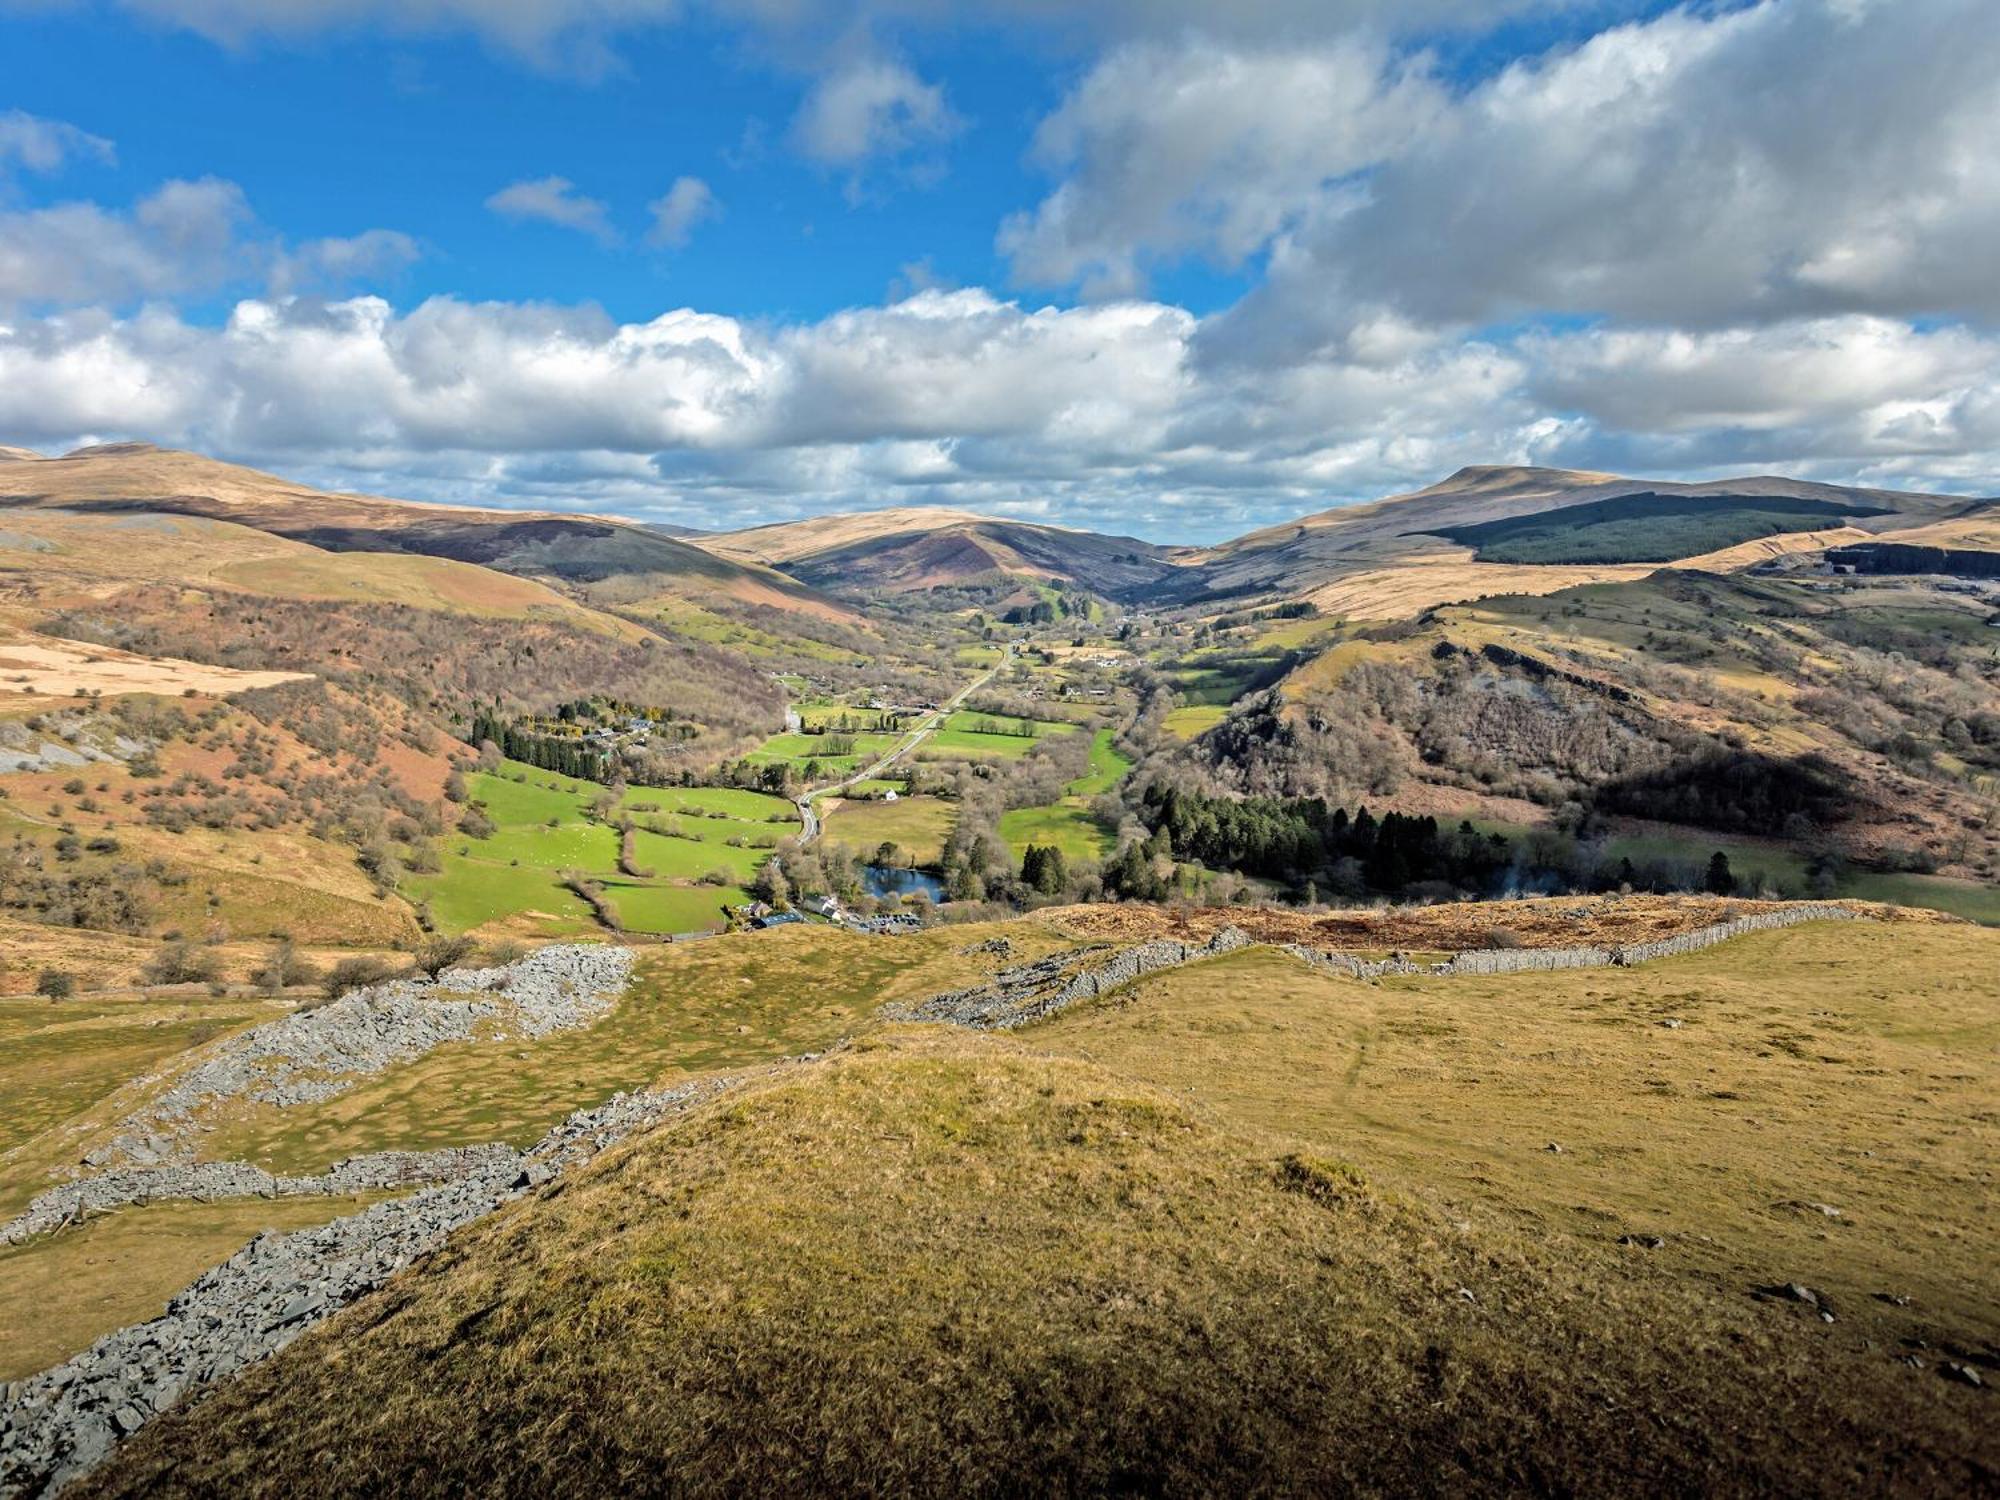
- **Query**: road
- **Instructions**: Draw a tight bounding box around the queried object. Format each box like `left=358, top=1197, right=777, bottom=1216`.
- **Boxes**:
left=793, top=648, right=1009, bottom=847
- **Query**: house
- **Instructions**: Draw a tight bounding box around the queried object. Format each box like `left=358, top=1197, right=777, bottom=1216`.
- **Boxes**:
left=753, top=910, right=806, bottom=929
left=811, top=894, right=841, bottom=917
left=883, top=788, right=899, bottom=802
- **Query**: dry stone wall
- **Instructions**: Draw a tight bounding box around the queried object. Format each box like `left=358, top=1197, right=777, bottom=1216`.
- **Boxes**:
left=1284, top=902, right=1859, bottom=980
left=902, top=906, right=1863, bottom=1033
left=1, top=1146, right=519, bottom=1247
left=92, top=945, right=634, bottom=1168
left=0, top=1082, right=717, bottom=1500
left=899, top=929, right=1251, bottom=1029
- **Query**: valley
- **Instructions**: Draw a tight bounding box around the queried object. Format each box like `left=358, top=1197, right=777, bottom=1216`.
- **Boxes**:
left=0, top=443, right=1994, bottom=1496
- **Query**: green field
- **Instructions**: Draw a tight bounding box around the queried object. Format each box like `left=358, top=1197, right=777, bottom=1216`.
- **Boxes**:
left=1067, top=730, right=1132, bottom=796
left=998, top=802, right=1114, bottom=865
left=1839, top=871, right=2000, bottom=926
left=746, top=730, right=901, bottom=776
left=411, top=762, right=792, bottom=936
left=926, top=712, right=1078, bottom=761
left=796, top=703, right=902, bottom=731
left=822, top=794, right=958, bottom=864
left=996, top=730, right=1130, bottom=866
left=1163, top=704, right=1227, bottom=739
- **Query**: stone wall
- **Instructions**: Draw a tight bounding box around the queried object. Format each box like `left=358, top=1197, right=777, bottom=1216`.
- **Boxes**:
left=91, top=944, right=634, bottom=1168
left=1, top=1146, right=519, bottom=1247
left=0, top=1083, right=717, bottom=1500
left=898, top=929, right=1250, bottom=1030
left=904, top=905, right=1863, bottom=1032
left=1283, top=902, right=1859, bottom=980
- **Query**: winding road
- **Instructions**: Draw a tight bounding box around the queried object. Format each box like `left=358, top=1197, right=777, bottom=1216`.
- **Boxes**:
left=794, top=647, right=1010, bottom=847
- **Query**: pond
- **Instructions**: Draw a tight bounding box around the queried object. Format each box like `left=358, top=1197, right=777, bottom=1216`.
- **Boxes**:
left=861, top=864, right=946, bottom=902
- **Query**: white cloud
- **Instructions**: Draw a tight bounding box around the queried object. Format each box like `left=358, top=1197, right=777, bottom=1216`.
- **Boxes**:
left=1189, top=0, right=2000, bottom=364
left=0, top=176, right=417, bottom=308
left=791, top=56, right=958, bottom=168
left=98, top=0, right=1587, bottom=60
left=646, top=176, right=719, bottom=248
left=9, top=286, right=1996, bottom=539
left=485, top=175, right=618, bottom=242
left=0, top=110, right=115, bottom=177
left=0, top=178, right=252, bottom=305
left=1000, top=38, right=1442, bottom=296
left=269, top=229, right=423, bottom=295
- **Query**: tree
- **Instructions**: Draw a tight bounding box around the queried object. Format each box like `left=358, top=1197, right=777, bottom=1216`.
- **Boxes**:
left=1704, top=850, right=1735, bottom=896
left=323, top=954, right=396, bottom=1001
left=751, top=860, right=792, bottom=910
left=411, top=933, right=477, bottom=979
left=35, top=968, right=75, bottom=1000
left=1021, top=844, right=1069, bottom=896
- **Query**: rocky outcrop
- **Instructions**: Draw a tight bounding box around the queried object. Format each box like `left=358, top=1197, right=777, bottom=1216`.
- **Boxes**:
left=0, top=1146, right=518, bottom=1247
left=898, top=928, right=1252, bottom=1029
left=0, top=1082, right=714, bottom=1500
left=92, top=945, right=634, bottom=1168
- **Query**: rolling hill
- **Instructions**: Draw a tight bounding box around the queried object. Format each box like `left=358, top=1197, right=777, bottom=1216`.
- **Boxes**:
left=1160, top=466, right=1980, bottom=614
left=0, top=444, right=845, bottom=622
left=708, top=508, right=1183, bottom=600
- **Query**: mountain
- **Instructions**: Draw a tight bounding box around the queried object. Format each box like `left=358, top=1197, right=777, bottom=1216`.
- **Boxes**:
left=708, top=507, right=1184, bottom=600
left=0, top=444, right=842, bottom=621
left=1162, top=465, right=1978, bottom=614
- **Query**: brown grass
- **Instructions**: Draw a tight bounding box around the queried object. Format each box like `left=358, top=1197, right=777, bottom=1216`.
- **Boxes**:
left=1039, top=892, right=1944, bottom=952
left=83, top=1027, right=1995, bottom=1498
left=0, top=1196, right=380, bottom=1381
left=0, top=635, right=308, bottom=700
left=1034, top=926, right=2000, bottom=1356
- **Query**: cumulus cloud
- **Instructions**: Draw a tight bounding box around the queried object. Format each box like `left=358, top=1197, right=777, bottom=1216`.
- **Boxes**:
left=791, top=55, right=958, bottom=168
left=0, top=178, right=252, bottom=305
left=1182, top=0, right=2000, bottom=364
left=0, top=176, right=417, bottom=309
left=646, top=176, right=719, bottom=248
left=7, top=286, right=1997, bottom=538
left=0, top=110, right=115, bottom=178
left=268, top=229, right=423, bottom=295
left=1000, top=38, right=1442, bottom=296
left=485, top=175, right=618, bottom=243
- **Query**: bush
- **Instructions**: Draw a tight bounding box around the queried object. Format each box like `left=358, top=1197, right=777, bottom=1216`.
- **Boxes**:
left=35, top=968, right=75, bottom=1000
left=252, top=940, right=322, bottom=995
left=143, top=940, right=222, bottom=987
left=323, top=954, right=396, bottom=1001
left=410, top=934, right=477, bottom=979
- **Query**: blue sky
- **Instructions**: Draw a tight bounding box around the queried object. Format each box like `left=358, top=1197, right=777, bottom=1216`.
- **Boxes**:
left=0, top=0, right=1992, bottom=541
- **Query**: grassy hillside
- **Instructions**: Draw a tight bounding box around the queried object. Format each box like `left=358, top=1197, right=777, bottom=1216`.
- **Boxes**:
left=1163, top=569, right=2000, bottom=906
left=1434, top=492, right=1889, bottom=564
left=78, top=912, right=1999, bottom=1497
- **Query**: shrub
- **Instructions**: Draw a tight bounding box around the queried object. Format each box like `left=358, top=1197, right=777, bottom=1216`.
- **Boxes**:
left=143, top=940, right=222, bottom=987
left=410, top=934, right=477, bottom=979
left=252, top=940, right=322, bottom=995
left=35, top=968, right=75, bottom=1000
left=323, top=954, right=396, bottom=1001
